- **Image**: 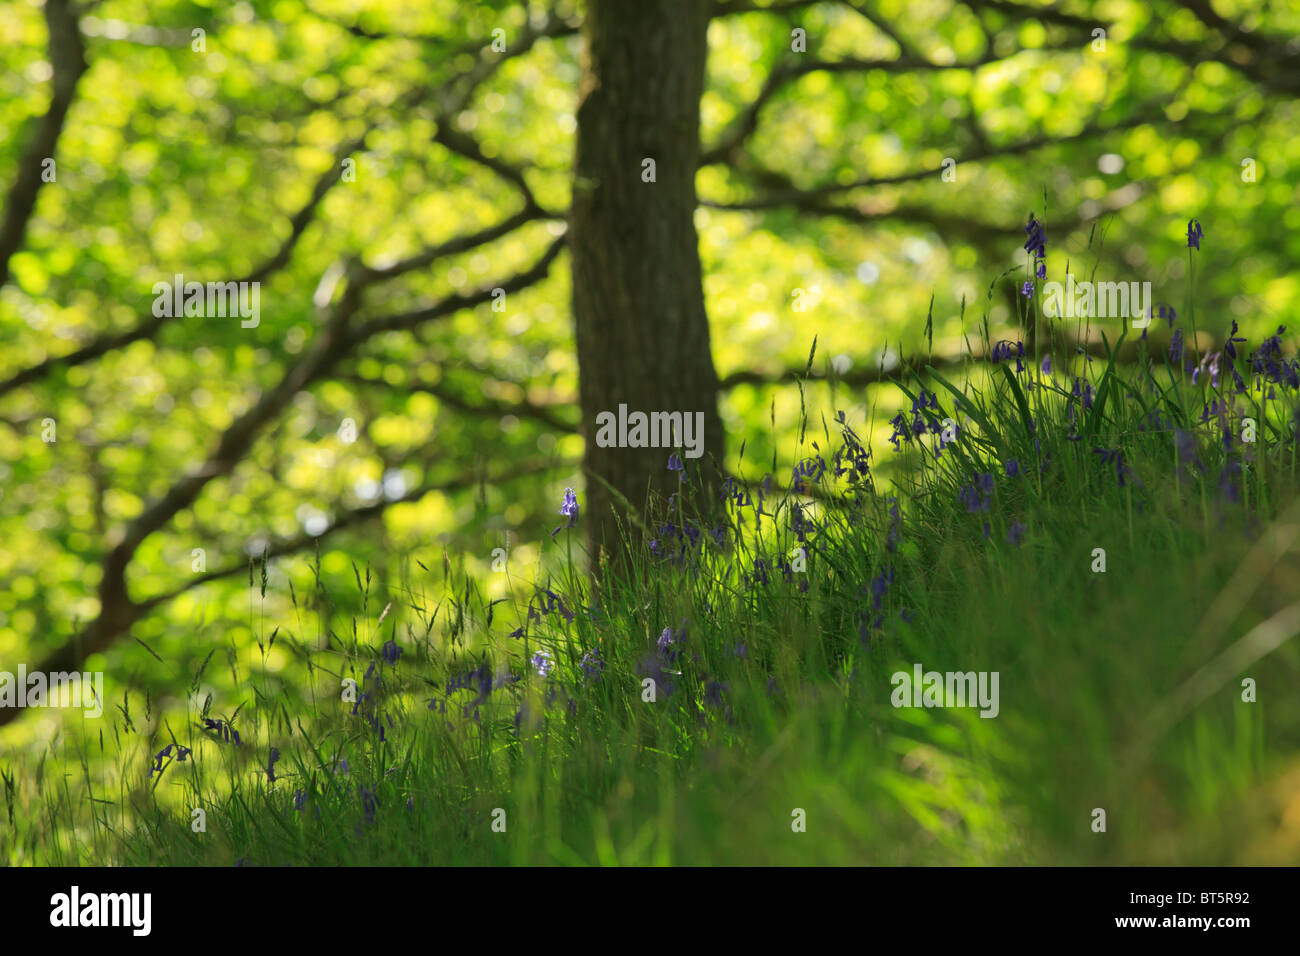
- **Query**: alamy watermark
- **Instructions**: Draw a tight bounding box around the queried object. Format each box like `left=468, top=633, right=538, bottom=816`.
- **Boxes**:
left=890, top=663, right=999, bottom=718
left=151, top=274, right=260, bottom=328
left=0, top=667, right=104, bottom=718
left=50, top=886, right=151, bottom=936
left=593, top=404, right=705, bottom=459
left=1041, top=273, right=1151, bottom=326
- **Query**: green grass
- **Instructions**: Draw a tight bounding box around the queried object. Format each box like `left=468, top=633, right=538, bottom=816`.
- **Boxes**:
left=6, top=275, right=1300, bottom=866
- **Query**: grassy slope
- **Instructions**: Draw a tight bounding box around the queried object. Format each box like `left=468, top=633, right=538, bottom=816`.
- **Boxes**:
left=7, top=280, right=1300, bottom=866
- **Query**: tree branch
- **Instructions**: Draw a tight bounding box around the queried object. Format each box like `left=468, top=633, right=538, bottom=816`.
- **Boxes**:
left=0, top=0, right=87, bottom=290
left=342, top=371, right=578, bottom=432
left=0, top=236, right=569, bottom=714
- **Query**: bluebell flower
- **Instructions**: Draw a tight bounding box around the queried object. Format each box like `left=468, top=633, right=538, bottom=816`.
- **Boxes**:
left=1007, top=521, right=1026, bottom=546
left=149, top=744, right=174, bottom=778
left=381, top=640, right=402, bottom=665
left=635, top=655, right=675, bottom=699
left=266, top=747, right=281, bottom=784
left=551, top=488, right=579, bottom=537
left=579, top=650, right=604, bottom=682
left=721, top=476, right=751, bottom=508
left=885, top=497, right=901, bottom=552
left=1093, top=447, right=1130, bottom=487
left=1024, top=214, right=1047, bottom=258
left=1169, top=328, right=1184, bottom=365
left=1224, top=320, right=1246, bottom=361
left=991, top=340, right=1025, bottom=373
left=293, top=789, right=306, bottom=811
left=869, top=567, right=894, bottom=610
left=667, top=452, right=684, bottom=473
left=1218, top=459, right=1242, bottom=503
left=1187, top=218, right=1203, bottom=250
left=1005, top=459, right=1020, bottom=478
left=791, top=455, right=826, bottom=492
left=530, top=650, right=553, bottom=677
left=359, top=786, right=377, bottom=827
left=958, top=473, right=994, bottom=513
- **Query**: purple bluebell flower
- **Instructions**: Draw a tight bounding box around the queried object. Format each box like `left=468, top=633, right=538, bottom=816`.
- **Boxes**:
left=149, top=744, right=174, bottom=778
left=359, top=786, right=377, bottom=826
left=1040, top=354, right=1052, bottom=375
left=1169, top=328, right=1184, bottom=366
left=552, top=488, right=579, bottom=537
left=1024, top=214, right=1047, bottom=258
left=869, top=566, right=895, bottom=610
left=1224, top=320, right=1246, bottom=361
left=266, top=747, right=281, bottom=784
left=1093, top=447, right=1130, bottom=487
left=530, top=650, right=553, bottom=677
left=1174, top=429, right=1201, bottom=475
left=1218, top=459, right=1242, bottom=503
left=381, top=640, right=402, bottom=665
left=958, top=473, right=994, bottom=513
left=579, top=649, right=604, bottom=682
left=667, top=452, right=684, bottom=473
left=791, top=454, right=827, bottom=493
left=790, top=501, right=816, bottom=542
left=1187, top=218, right=1203, bottom=250
left=887, top=412, right=909, bottom=451
left=885, top=497, right=901, bottom=552
left=1005, top=459, right=1020, bottom=478
left=1251, top=325, right=1285, bottom=381
left=1022, top=280, right=1035, bottom=297
left=721, top=476, right=752, bottom=508
left=989, top=340, right=1026, bottom=373
left=1007, top=521, right=1026, bottom=546
left=293, top=789, right=306, bottom=811
left=635, top=655, right=675, bottom=699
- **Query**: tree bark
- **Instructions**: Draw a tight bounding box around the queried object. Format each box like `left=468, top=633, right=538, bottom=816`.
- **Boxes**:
left=570, top=0, right=723, bottom=562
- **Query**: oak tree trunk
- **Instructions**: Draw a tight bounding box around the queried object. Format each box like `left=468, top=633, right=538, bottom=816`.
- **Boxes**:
left=570, top=0, right=723, bottom=562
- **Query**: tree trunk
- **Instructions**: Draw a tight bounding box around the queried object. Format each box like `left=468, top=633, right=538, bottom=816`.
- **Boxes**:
left=570, top=0, right=723, bottom=563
